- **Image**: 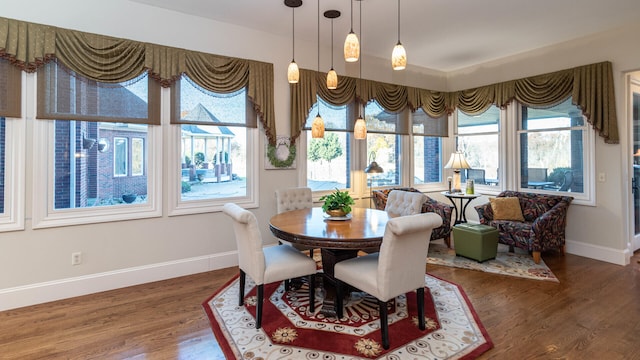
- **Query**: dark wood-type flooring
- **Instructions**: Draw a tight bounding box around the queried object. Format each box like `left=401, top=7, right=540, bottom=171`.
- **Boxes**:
left=2, top=250, right=639, bottom=359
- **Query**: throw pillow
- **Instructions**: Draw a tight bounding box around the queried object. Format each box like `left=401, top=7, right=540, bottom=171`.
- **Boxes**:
left=489, top=197, right=524, bottom=221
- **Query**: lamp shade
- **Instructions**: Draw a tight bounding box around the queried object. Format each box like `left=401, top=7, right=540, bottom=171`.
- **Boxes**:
left=326, top=68, right=338, bottom=89
left=344, top=31, right=360, bottom=62
left=364, top=161, right=383, bottom=174
left=311, top=114, right=325, bottom=138
left=287, top=61, right=299, bottom=83
left=354, top=117, right=367, bottom=140
left=391, top=42, right=407, bottom=70
left=444, top=151, right=471, bottom=170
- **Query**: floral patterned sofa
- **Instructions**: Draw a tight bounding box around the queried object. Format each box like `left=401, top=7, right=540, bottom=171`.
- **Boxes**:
left=475, top=190, right=573, bottom=264
left=372, top=188, right=454, bottom=247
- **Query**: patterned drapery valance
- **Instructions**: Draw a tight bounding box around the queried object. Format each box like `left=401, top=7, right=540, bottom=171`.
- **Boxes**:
left=0, top=16, right=618, bottom=144
left=291, top=61, right=619, bottom=144
left=0, top=16, right=276, bottom=142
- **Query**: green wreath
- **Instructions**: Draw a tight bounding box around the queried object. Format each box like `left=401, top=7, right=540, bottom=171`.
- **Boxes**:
left=267, top=143, right=296, bottom=168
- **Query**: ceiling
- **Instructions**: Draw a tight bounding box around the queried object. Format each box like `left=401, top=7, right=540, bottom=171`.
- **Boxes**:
left=129, top=0, right=640, bottom=72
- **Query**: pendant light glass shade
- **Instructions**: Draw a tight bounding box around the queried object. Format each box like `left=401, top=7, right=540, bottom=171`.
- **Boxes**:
left=344, top=31, right=360, bottom=62
left=326, top=69, right=337, bottom=89
left=354, top=116, right=367, bottom=139
left=288, top=61, right=299, bottom=83
left=391, top=42, right=406, bottom=70
left=312, top=114, right=325, bottom=138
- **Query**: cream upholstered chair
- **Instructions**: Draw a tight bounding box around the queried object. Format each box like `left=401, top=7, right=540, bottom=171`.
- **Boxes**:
left=384, top=190, right=428, bottom=217
left=223, top=203, right=316, bottom=329
left=275, top=187, right=313, bottom=213
left=275, top=187, right=317, bottom=257
left=334, top=212, right=443, bottom=349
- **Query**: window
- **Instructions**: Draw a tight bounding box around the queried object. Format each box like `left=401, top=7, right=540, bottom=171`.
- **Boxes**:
left=412, top=108, right=444, bottom=185
left=0, top=59, right=25, bottom=231
left=305, top=98, right=352, bottom=191
left=33, top=62, right=161, bottom=228
left=132, top=138, right=144, bottom=176
left=519, top=97, right=588, bottom=195
left=168, top=76, right=258, bottom=215
left=114, top=137, right=128, bottom=177
left=365, top=101, right=403, bottom=187
left=456, top=106, right=501, bottom=187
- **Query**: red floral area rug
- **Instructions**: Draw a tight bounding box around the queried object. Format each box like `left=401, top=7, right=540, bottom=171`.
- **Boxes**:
left=202, top=274, right=492, bottom=359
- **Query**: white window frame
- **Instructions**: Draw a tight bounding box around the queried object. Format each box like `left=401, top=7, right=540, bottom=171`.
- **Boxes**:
left=514, top=102, right=595, bottom=205
left=166, top=92, right=259, bottom=216
left=31, top=74, right=162, bottom=229
left=0, top=71, right=27, bottom=232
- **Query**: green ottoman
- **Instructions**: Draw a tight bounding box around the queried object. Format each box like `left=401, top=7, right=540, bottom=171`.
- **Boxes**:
left=452, top=223, right=499, bottom=262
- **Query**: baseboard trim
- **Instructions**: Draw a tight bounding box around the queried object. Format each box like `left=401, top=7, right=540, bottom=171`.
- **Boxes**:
left=0, top=251, right=238, bottom=312
left=565, top=239, right=629, bottom=266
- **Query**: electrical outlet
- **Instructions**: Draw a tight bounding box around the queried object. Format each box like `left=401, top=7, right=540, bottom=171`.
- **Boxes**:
left=71, top=252, right=82, bottom=266
left=598, top=172, right=606, bottom=182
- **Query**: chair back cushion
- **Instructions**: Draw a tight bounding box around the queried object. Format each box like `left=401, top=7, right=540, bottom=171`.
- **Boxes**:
left=275, top=187, right=313, bottom=213
left=222, top=203, right=266, bottom=284
left=384, top=190, right=428, bottom=217
left=377, top=213, right=442, bottom=301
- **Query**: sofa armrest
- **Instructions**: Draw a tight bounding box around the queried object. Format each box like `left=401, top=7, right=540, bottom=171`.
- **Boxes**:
left=532, top=199, right=571, bottom=235
left=423, top=197, right=453, bottom=226
left=475, top=203, right=493, bottom=225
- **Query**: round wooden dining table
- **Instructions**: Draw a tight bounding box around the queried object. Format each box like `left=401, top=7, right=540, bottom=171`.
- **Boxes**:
left=269, top=207, right=389, bottom=316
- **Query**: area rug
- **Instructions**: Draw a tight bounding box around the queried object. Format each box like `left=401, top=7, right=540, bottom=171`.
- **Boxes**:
left=203, top=274, right=492, bottom=359
left=427, top=241, right=559, bottom=283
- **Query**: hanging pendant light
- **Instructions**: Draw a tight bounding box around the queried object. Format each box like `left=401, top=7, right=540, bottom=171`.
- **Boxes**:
left=324, top=10, right=340, bottom=90
left=354, top=0, right=366, bottom=140
left=343, top=0, right=360, bottom=62
left=285, top=0, right=303, bottom=83
left=354, top=116, right=367, bottom=139
left=391, top=0, right=406, bottom=70
left=312, top=0, right=324, bottom=138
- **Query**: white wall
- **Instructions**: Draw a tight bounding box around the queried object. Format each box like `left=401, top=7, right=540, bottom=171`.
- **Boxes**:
left=0, top=0, right=635, bottom=310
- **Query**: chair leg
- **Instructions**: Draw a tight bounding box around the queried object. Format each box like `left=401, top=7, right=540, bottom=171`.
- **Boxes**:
left=560, top=245, right=566, bottom=256
left=284, top=279, right=291, bottom=291
left=256, top=284, right=264, bottom=329
left=532, top=251, right=541, bottom=264
left=444, top=234, right=451, bottom=248
left=416, top=287, right=425, bottom=330
left=308, top=274, right=316, bottom=313
left=379, top=300, right=389, bottom=350
left=238, top=270, right=246, bottom=306
left=309, top=248, right=314, bottom=259
left=335, top=280, right=344, bottom=319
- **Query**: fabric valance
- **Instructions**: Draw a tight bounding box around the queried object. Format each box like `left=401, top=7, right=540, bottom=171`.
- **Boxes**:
left=291, top=62, right=619, bottom=144
left=0, top=16, right=276, bottom=143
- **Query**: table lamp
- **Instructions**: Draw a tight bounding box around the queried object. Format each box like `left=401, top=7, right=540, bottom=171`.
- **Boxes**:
left=444, top=151, right=471, bottom=193
left=364, top=152, right=384, bottom=207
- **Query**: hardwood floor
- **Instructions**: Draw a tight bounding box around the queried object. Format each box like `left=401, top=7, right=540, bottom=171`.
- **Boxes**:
left=1, top=251, right=639, bottom=359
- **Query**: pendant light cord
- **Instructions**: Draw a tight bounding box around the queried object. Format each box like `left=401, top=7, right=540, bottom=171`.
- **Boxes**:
left=292, top=7, right=295, bottom=60
left=317, top=0, right=320, bottom=117
left=397, top=0, right=401, bottom=43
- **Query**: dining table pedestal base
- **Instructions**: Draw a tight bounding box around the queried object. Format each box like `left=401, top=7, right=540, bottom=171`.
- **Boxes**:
left=318, top=248, right=359, bottom=318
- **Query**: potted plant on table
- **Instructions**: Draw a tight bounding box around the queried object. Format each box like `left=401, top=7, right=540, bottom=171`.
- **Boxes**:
left=320, top=188, right=355, bottom=217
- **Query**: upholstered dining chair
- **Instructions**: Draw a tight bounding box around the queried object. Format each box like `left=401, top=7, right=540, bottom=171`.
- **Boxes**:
left=223, top=203, right=316, bottom=329
left=334, top=212, right=443, bottom=349
left=384, top=190, right=428, bottom=217
left=274, top=187, right=317, bottom=257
